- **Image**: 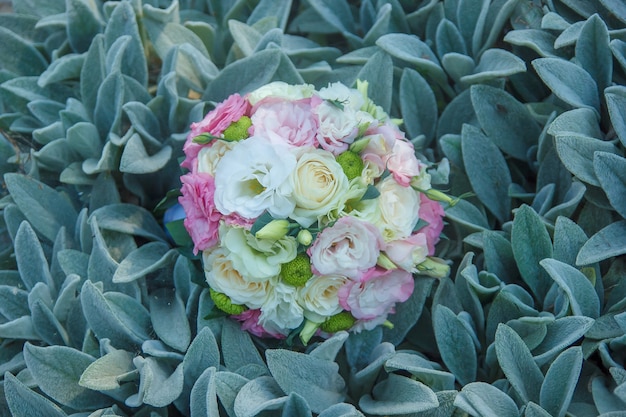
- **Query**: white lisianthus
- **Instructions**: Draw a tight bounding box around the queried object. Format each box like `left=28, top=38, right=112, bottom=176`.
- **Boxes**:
left=289, top=148, right=350, bottom=227
left=314, top=102, right=359, bottom=154
left=318, top=82, right=365, bottom=111
left=197, top=140, right=235, bottom=175
left=361, top=176, right=421, bottom=241
left=203, top=248, right=270, bottom=309
left=222, top=225, right=297, bottom=282
left=297, top=274, right=347, bottom=323
left=259, top=280, right=305, bottom=336
left=213, top=136, right=297, bottom=219
left=247, top=81, right=315, bottom=106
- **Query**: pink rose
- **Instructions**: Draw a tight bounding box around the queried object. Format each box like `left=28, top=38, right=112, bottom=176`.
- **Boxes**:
left=178, top=172, right=221, bottom=255
left=232, top=309, right=285, bottom=339
left=308, top=217, right=384, bottom=279
left=418, top=194, right=445, bottom=255
left=249, top=97, right=318, bottom=148
left=182, top=94, right=250, bottom=170
left=385, top=233, right=429, bottom=272
left=386, top=139, right=423, bottom=187
left=338, top=267, right=414, bottom=320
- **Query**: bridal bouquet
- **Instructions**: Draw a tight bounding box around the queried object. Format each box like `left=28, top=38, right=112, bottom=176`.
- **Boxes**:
left=178, top=80, right=449, bottom=342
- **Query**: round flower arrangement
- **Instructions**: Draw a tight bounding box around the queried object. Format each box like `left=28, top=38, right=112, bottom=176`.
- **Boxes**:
left=178, top=80, right=449, bottom=343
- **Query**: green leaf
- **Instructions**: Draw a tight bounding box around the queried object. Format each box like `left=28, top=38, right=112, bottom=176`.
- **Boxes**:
left=471, top=84, right=540, bottom=160
left=400, top=68, right=437, bottom=143
left=80, top=34, right=106, bottom=116
left=89, top=203, right=168, bottom=243
left=184, top=327, right=221, bottom=386
left=234, top=376, right=287, bottom=416
left=113, top=242, right=176, bottom=283
left=555, top=134, right=618, bottom=186
left=80, top=280, right=151, bottom=350
left=31, top=300, right=68, bottom=346
left=190, top=367, right=220, bottom=417
left=67, top=0, right=104, bottom=53
left=532, top=58, right=600, bottom=114
left=5, top=173, right=77, bottom=242
left=383, top=277, right=435, bottom=345
left=511, top=205, right=553, bottom=302
left=532, top=316, right=594, bottom=366
left=553, top=216, right=588, bottom=266
left=4, top=371, right=68, bottom=417
left=540, top=258, right=600, bottom=319
left=433, top=305, right=477, bottom=386
left=14, top=221, right=53, bottom=291
left=594, top=152, right=626, bottom=219
left=435, top=18, right=467, bottom=56
left=266, top=349, right=346, bottom=413
left=504, top=29, right=561, bottom=58
left=539, top=347, right=582, bottom=417
left=495, top=323, right=544, bottom=404
left=144, top=20, right=210, bottom=61
left=359, top=374, right=439, bottom=415
left=461, top=124, right=512, bottom=223
left=221, top=318, right=266, bottom=372
left=150, top=287, right=191, bottom=352
left=575, top=14, right=611, bottom=93
left=38, top=54, right=85, bottom=87
left=357, top=51, right=393, bottom=114
left=133, top=357, right=184, bottom=408
left=0, top=285, right=30, bottom=320
left=461, top=48, right=526, bottom=84
left=24, top=343, right=111, bottom=410
left=79, top=349, right=135, bottom=391
left=307, top=0, right=356, bottom=33
left=0, top=26, right=48, bottom=76
left=384, top=352, right=456, bottom=392
left=577, top=221, right=626, bottom=265
left=605, top=86, right=626, bottom=148
left=454, top=382, right=519, bottom=417
left=456, top=0, right=489, bottom=56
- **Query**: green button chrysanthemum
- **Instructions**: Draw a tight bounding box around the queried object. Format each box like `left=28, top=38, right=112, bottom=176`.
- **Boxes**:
left=209, top=288, right=247, bottom=315
left=280, top=253, right=313, bottom=286
left=336, top=150, right=364, bottom=181
left=320, top=311, right=357, bottom=333
left=223, top=116, right=252, bottom=141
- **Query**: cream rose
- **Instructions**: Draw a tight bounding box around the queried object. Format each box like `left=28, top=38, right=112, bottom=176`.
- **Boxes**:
left=289, top=148, right=350, bottom=227
left=196, top=140, right=235, bottom=176
left=247, top=81, right=315, bottom=106
left=297, top=274, right=347, bottom=323
left=366, top=176, right=421, bottom=241
left=203, top=248, right=270, bottom=309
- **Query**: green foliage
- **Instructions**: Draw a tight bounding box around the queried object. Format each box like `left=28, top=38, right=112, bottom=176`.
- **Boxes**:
left=1, top=0, right=626, bottom=415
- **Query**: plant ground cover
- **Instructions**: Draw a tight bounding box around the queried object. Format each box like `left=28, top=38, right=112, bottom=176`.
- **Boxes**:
left=1, top=0, right=626, bottom=416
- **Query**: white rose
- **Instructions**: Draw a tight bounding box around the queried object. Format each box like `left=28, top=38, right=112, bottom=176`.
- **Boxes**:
left=213, top=136, right=297, bottom=219
left=363, top=176, right=421, bottom=241
left=297, top=274, right=347, bottom=323
left=289, top=148, right=350, bottom=227
left=222, top=225, right=297, bottom=282
left=247, top=81, right=315, bottom=106
left=203, top=248, right=270, bottom=309
left=197, top=140, right=235, bottom=175
left=259, top=280, right=304, bottom=335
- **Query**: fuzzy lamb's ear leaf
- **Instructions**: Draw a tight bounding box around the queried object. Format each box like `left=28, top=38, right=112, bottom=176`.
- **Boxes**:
left=23, top=343, right=111, bottom=410
left=555, top=134, right=619, bottom=187
left=436, top=18, right=467, bottom=56
left=540, top=258, right=600, bottom=318
left=577, top=221, right=626, bottom=265
left=383, top=276, right=434, bottom=345
left=532, top=58, right=600, bottom=114
left=0, top=27, right=48, bottom=76
left=461, top=124, right=512, bottom=223
left=605, top=86, right=626, bottom=147
left=282, top=392, right=313, bottom=417
left=593, top=152, right=626, bottom=219
left=266, top=349, right=346, bottom=413
left=234, top=376, right=287, bottom=416
left=4, top=371, right=68, bottom=417
left=190, top=367, right=220, bottom=417
left=67, top=0, right=104, bottom=53
left=532, top=316, right=594, bottom=366
left=454, top=382, right=519, bottom=417
left=4, top=173, right=77, bottom=242
left=539, top=346, right=582, bottom=417
left=357, top=51, right=393, bottom=114
left=317, top=403, right=365, bottom=417
left=400, top=68, right=437, bottom=144
left=221, top=318, right=266, bottom=371
left=433, top=305, right=477, bottom=386
left=89, top=203, right=168, bottom=243
left=575, top=14, right=612, bottom=93
left=511, top=205, right=553, bottom=303
left=133, top=357, right=185, bottom=408
left=461, top=48, right=526, bottom=85
left=471, top=84, right=540, bottom=161
left=113, top=242, right=176, bottom=283
left=184, top=327, right=221, bottom=386
left=79, top=349, right=136, bottom=391
left=150, top=287, right=191, bottom=352
left=359, top=374, right=439, bottom=415
left=495, top=323, right=544, bottom=404
left=307, top=0, right=356, bottom=34
left=14, top=221, right=53, bottom=291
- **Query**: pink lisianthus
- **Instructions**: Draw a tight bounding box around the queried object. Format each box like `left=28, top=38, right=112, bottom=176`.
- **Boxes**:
left=182, top=93, right=250, bottom=170
left=314, top=96, right=359, bottom=155
left=386, top=139, right=423, bottom=187
left=250, top=97, right=318, bottom=148
left=385, top=232, right=429, bottom=272
left=179, top=172, right=222, bottom=255
left=418, top=194, right=445, bottom=255
left=338, top=267, right=414, bottom=320
left=232, top=309, right=285, bottom=339
left=308, top=217, right=384, bottom=279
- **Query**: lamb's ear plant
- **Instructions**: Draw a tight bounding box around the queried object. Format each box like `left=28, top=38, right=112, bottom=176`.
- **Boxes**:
left=1, top=0, right=626, bottom=416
